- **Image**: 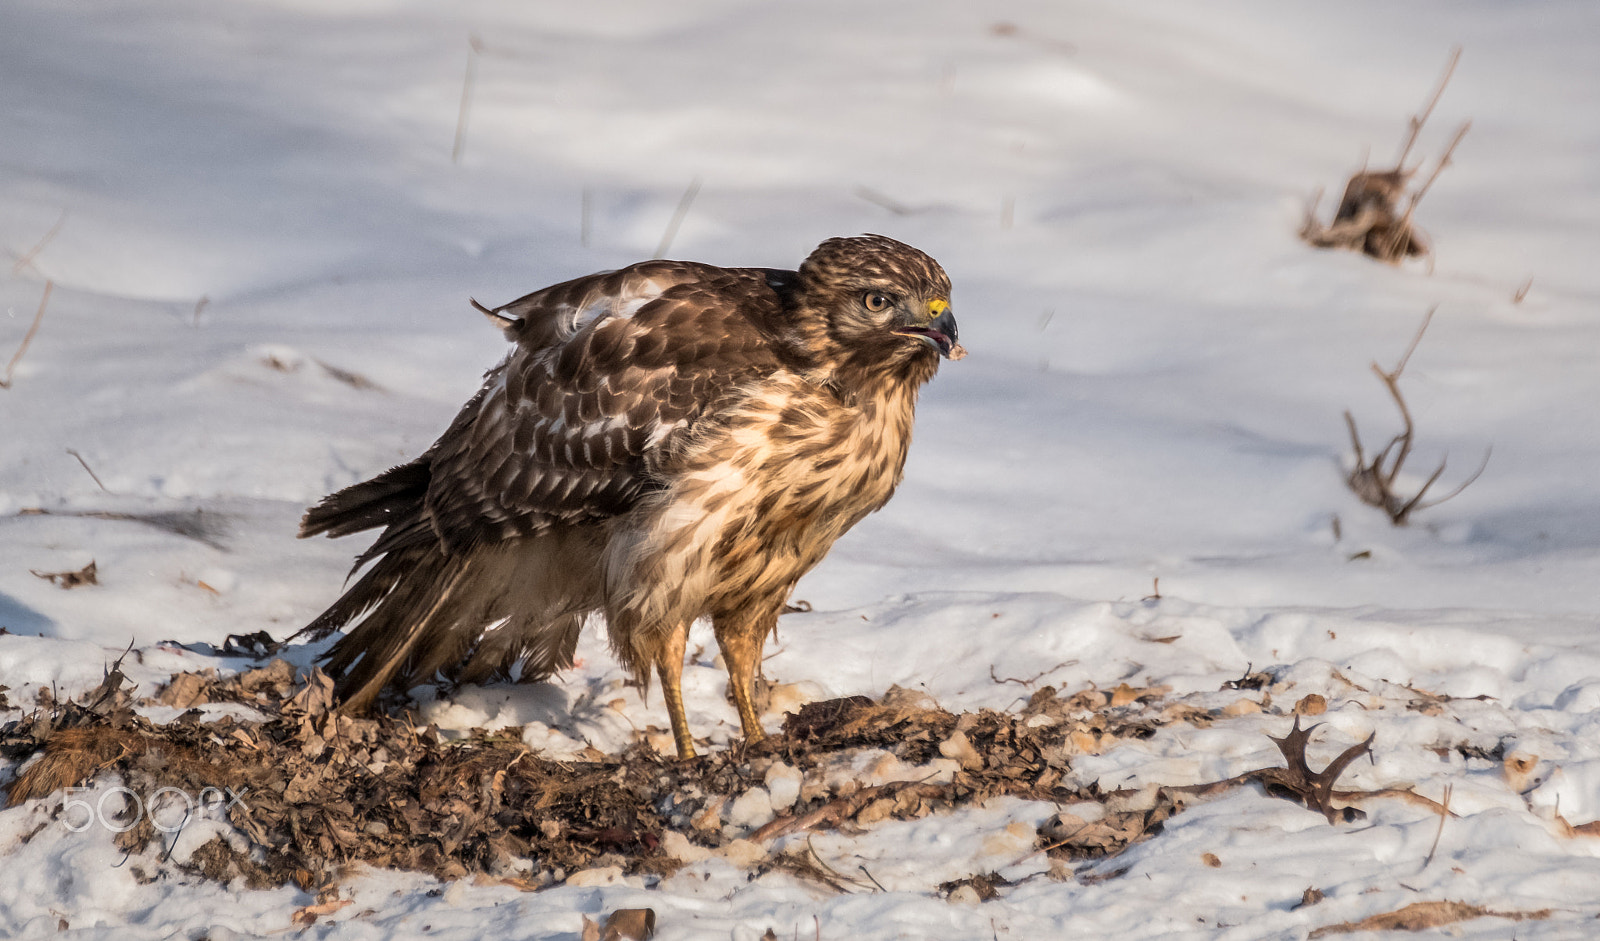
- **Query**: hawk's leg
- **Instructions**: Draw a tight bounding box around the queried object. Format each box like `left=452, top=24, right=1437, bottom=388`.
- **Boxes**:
left=654, top=620, right=696, bottom=760
left=713, top=610, right=776, bottom=746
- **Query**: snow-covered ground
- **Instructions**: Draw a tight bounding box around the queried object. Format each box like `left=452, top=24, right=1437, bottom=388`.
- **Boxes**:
left=3, top=0, right=1599, bottom=937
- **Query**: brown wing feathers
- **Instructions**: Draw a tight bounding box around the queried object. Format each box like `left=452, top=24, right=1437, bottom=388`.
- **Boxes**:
left=295, top=261, right=785, bottom=707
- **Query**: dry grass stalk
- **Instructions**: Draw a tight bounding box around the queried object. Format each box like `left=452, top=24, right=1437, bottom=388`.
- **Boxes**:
left=1308, top=900, right=1550, bottom=938
left=1301, top=48, right=1469, bottom=264
left=1, top=280, right=52, bottom=390
left=12, top=211, right=67, bottom=276
left=451, top=34, right=484, bottom=164
left=66, top=448, right=112, bottom=493
left=1343, top=307, right=1489, bottom=525
left=653, top=177, right=702, bottom=259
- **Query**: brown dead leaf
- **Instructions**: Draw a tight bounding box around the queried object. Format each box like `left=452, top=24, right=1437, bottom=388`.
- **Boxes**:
left=29, top=560, right=97, bottom=589
left=1260, top=717, right=1373, bottom=823
left=156, top=671, right=215, bottom=709
left=1036, top=792, right=1179, bottom=862
left=1200, top=852, right=1221, bottom=868
left=1294, top=694, right=1328, bottom=716
left=1222, top=667, right=1270, bottom=691
left=286, top=667, right=335, bottom=717
left=938, top=730, right=983, bottom=770
left=1307, top=900, right=1549, bottom=937
left=1503, top=751, right=1540, bottom=792
left=290, top=898, right=351, bottom=926
left=600, top=908, right=656, bottom=940
left=1220, top=697, right=1263, bottom=717
left=938, top=871, right=1011, bottom=902
left=1294, top=886, right=1325, bottom=910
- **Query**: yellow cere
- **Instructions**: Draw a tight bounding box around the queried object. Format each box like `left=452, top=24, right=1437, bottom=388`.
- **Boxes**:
left=927, top=298, right=949, bottom=317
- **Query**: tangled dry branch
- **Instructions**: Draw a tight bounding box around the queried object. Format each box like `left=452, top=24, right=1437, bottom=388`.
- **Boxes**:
left=1301, top=49, right=1470, bottom=265
left=1343, top=308, right=1489, bottom=525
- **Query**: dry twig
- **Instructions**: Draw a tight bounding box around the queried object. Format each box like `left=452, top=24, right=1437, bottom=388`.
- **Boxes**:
left=1300, top=48, right=1469, bottom=264
left=66, top=449, right=112, bottom=493
left=654, top=177, right=702, bottom=259
left=451, top=34, right=484, bottom=164
left=2, top=280, right=52, bottom=389
left=1343, top=307, right=1490, bottom=525
left=12, top=211, right=68, bottom=276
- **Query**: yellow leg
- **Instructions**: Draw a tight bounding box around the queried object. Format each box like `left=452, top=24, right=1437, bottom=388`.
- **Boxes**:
left=714, top=621, right=768, bottom=746
left=654, top=623, right=695, bottom=760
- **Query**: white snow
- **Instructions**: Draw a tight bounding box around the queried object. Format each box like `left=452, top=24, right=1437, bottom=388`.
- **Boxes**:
left=4, top=0, right=1600, bottom=937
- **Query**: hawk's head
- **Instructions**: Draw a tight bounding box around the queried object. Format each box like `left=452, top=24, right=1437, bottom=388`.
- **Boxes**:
left=799, top=235, right=965, bottom=366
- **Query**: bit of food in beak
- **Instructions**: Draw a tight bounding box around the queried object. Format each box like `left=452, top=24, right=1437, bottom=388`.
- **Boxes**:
left=893, top=308, right=966, bottom=360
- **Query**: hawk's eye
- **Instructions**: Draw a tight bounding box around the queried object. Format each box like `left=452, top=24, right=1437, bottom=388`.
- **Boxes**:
left=862, top=291, right=892, bottom=313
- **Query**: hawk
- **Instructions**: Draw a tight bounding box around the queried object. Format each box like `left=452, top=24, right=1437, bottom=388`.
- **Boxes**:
left=296, top=234, right=963, bottom=758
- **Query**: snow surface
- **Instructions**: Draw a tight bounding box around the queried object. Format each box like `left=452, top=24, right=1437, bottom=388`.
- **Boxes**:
left=3, top=0, right=1600, bottom=937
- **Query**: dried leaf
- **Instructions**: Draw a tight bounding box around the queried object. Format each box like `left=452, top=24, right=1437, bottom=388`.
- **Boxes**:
left=156, top=671, right=214, bottom=709
left=1294, top=694, right=1328, bottom=716
left=29, top=560, right=98, bottom=589
left=1294, top=887, right=1326, bottom=910
left=600, top=908, right=656, bottom=940
left=290, top=898, right=351, bottom=926
left=1307, top=900, right=1549, bottom=937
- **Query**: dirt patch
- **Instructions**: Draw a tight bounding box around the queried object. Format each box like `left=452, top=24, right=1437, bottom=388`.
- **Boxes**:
left=1, top=659, right=1414, bottom=895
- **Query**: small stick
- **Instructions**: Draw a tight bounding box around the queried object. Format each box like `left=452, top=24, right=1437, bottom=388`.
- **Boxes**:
left=1383, top=122, right=1470, bottom=259
left=66, top=449, right=112, bottom=493
left=192, top=294, right=209, bottom=327
left=580, top=187, right=593, bottom=248
left=452, top=34, right=484, bottom=164
left=1395, top=47, right=1461, bottom=168
left=654, top=177, right=702, bottom=259
left=853, top=186, right=914, bottom=216
left=12, top=210, right=67, bottom=275
left=1513, top=277, right=1533, bottom=304
left=1422, top=784, right=1452, bottom=869
left=1389, top=304, right=1436, bottom=378
left=989, top=659, right=1074, bottom=687
left=1, top=280, right=52, bottom=389
left=857, top=864, right=887, bottom=893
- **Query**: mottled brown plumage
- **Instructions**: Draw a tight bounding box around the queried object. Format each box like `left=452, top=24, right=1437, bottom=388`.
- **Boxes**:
left=296, top=235, right=963, bottom=757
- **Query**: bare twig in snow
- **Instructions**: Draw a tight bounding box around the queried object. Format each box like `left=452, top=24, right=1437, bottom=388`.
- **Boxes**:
left=1422, top=784, right=1452, bottom=869
left=989, top=659, right=1074, bottom=687
left=66, top=449, right=112, bottom=493
left=12, top=210, right=68, bottom=275
left=581, top=187, right=593, bottom=248
left=654, top=177, right=702, bottom=259
left=1394, top=47, right=1461, bottom=168
left=1343, top=307, right=1490, bottom=525
left=1301, top=48, right=1468, bottom=264
left=1379, top=120, right=1470, bottom=262
left=853, top=186, right=917, bottom=216
left=2, top=280, right=52, bottom=389
left=452, top=34, right=484, bottom=164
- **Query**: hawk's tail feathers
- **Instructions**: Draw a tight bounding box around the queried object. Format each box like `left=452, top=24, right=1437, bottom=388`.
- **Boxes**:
left=299, top=459, right=431, bottom=540
left=300, top=531, right=609, bottom=713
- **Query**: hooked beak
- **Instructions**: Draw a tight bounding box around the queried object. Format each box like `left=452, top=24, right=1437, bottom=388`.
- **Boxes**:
left=894, top=307, right=967, bottom=360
